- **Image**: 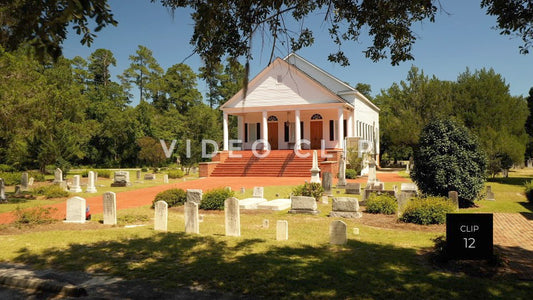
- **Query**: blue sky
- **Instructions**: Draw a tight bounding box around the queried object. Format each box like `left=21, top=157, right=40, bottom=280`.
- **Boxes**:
left=61, top=0, right=533, bottom=104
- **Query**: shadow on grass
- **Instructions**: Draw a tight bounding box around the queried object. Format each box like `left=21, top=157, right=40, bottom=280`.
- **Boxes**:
left=487, top=176, right=533, bottom=187
left=13, top=234, right=532, bottom=298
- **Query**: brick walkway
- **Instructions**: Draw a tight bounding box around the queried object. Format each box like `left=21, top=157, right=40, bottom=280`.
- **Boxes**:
left=493, top=213, right=533, bottom=280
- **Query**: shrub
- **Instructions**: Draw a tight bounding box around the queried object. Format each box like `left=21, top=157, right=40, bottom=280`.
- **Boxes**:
left=81, top=169, right=111, bottom=178
left=33, top=185, right=69, bottom=199
left=365, top=193, right=397, bottom=214
left=411, top=119, right=486, bottom=206
left=400, top=197, right=456, bottom=225
left=292, top=182, right=324, bottom=201
left=525, top=180, right=533, bottom=203
left=14, top=206, right=58, bottom=226
left=167, top=169, right=185, bottom=179
left=28, top=171, right=45, bottom=182
left=141, top=167, right=148, bottom=172
left=152, top=188, right=187, bottom=208
left=0, top=172, right=21, bottom=185
left=0, top=164, right=15, bottom=172
left=345, top=169, right=358, bottom=179
left=200, top=188, right=235, bottom=210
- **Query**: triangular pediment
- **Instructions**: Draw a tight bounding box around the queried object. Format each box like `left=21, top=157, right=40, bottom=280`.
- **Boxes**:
left=221, top=58, right=346, bottom=109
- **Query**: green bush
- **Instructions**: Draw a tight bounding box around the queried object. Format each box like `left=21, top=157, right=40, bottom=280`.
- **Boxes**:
left=0, top=172, right=21, bottom=185
left=365, top=193, right=397, bottom=214
left=152, top=188, right=187, bottom=208
left=200, top=188, right=235, bottom=210
left=411, top=119, right=486, bottom=206
left=167, top=169, right=185, bottom=179
left=33, top=185, right=70, bottom=199
left=0, top=164, right=15, bottom=172
left=141, top=167, right=148, bottom=172
left=81, top=169, right=112, bottom=178
left=345, top=169, right=358, bottom=179
left=292, top=182, right=324, bottom=201
left=28, top=171, right=45, bottom=182
left=400, top=197, right=456, bottom=225
left=525, top=180, right=533, bottom=203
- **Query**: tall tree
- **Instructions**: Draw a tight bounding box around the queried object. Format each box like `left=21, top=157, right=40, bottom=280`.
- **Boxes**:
left=88, top=48, right=116, bottom=86
left=154, top=63, right=202, bottom=112
left=119, top=45, right=163, bottom=102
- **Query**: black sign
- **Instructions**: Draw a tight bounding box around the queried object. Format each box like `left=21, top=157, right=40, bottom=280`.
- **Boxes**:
left=446, top=213, right=493, bottom=260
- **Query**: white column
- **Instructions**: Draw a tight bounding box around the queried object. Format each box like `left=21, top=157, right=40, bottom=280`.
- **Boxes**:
left=337, top=107, right=344, bottom=148
left=223, top=112, right=229, bottom=151
left=262, top=111, right=268, bottom=149
left=295, top=109, right=301, bottom=150
left=347, top=111, right=353, bottom=137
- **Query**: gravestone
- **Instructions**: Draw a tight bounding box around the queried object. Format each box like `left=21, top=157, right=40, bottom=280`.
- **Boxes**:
left=322, top=172, right=332, bottom=196
left=353, top=228, right=360, bottom=235
left=224, top=186, right=232, bottom=192
left=288, top=196, right=318, bottom=215
left=86, top=171, right=97, bottom=193
left=367, top=159, right=377, bottom=184
left=345, top=182, right=361, bottom=195
left=252, top=187, right=264, bottom=198
left=330, top=220, right=347, bottom=245
left=53, top=168, right=63, bottom=183
left=446, top=213, right=493, bottom=260
left=486, top=186, right=495, bottom=201
left=276, top=220, right=289, bottom=241
left=225, top=197, right=240, bottom=237
left=405, top=161, right=410, bottom=174
left=163, top=174, right=169, bottom=183
left=0, top=178, right=6, bottom=203
left=70, top=175, right=82, bottom=193
left=448, top=191, right=459, bottom=210
left=240, top=187, right=245, bottom=194
left=154, top=201, right=168, bottom=231
left=28, top=177, right=34, bottom=186
left=144, top=173, right=156, bottom=180
left=363, top=189, right=396, bottom=202
left=136, top=170, right=142, bottom=180
left=262, top=219, right=269, bottom=228
left=310, top=150, right=321, bottom=184
left=397, top=191, right=416, bottom=215
left=369, top=181, right=384, bottom=191
left=329, top=197, right=362, bottom=218
left=20, top=172, right=29, bottom=191
left=400, top=183, right=418, bottom=193
left=65, top=196, right=86, bottom=223
left=14, top=185, right=21, bottom=195
left=186, top=189, right=203, bottom=204
left=184, top=201, right=199, bottom=234
left=321, top=195, right=329, bottom=204
left=337, top=154, right=347, bottom=187
left=111, top=171, right=130, bottom=187
left=103, top=192, right=117, bottom=225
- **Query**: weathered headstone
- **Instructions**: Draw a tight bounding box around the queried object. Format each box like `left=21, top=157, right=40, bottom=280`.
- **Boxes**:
left=400, top=183, right=418, bottom=193
left=405, top=161, right=410, bottom=174
left=329, top=197, right=362, bottom=218
left=70, top=175, right=82, bottom=193
left=448, top=191, right=459, bottom=210
left=86, top=171, right=97, bottom=193
left=14, top=185, right=21, bottom=195
left=65, top=196, right=86, bottom=223
left=0, top=178, right=6, bottom=203
left=225, top=197, right=240, bottom=237
left=367, top=159, right=377, bottom=184
left=184, top=201, right=199, bottom=234
left=262, top=219, right=269, bottom=228
left=144, top=173, right=156, bottom=180
left=252, top=187, right=264, bottom=198
left=53, top=168, right=63, bottom=183
left=486, top=186, right=495, bottom=201
left=370, top=181, right=384, bottom=191
left=310, top=150, right=321, bottom=184
left=345, top=182, right=361, bottom=195
left=330, top=220, right=347, bottom=245
left=397, top=191, right=416, bottom=216
left=20, top=172, right=29, bottom=191
left=337, top=154, right=347, bottom=187
left=136, top=170, right=141, bottom=180
left=240, top=187, right=245, bottom=194
left=321, top=195, right=329, bottom=204
left=163, top=174, right=169, bottom=183
left=28, top=177, right=34, bottom=186
left=154, top=201, right=168, bottom=231
left=276, top=220, right=289, bottom=241
left=111, top=171, right=131, bottom=187
left=186, top=189, right=203, bottom=204
left=353, top=228, right=360, bottom=235
left=288, top=196, right=318, bottom=215
left=103, top=192, right=117, bottom=225
left=322, top=172, right=332, bottom=195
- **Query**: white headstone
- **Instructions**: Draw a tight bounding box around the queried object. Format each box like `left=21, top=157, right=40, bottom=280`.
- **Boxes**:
left=70, top=175, right=82, bottom=193
left=330, top=220, right=347, bottom=245
left=0, top=178, right=6, bottom=203
left=154, top=201, right=168, bottom=231
left=86, top=171, right=97, bottom=193
left=163, top=174, right=169, bottom=183
left=103, top=192, right=117, bottom=225
left=252, top=187, right=264, bottom=198
left=337, top=154, right=347, bottom=187
left=262, top=219, right=269, bottom=228
left=65, top=196, right=86, bottom=223
left=111, top=171, right=130, bottom=187
left=184, top=201, right=199, bottom=234
left=53, top=168, right=63, bottom=183
left=310, top=150, right=321, bottom=184
left=28, top=177, right=34, bottom=186
left=276, top=220, right=289, bottom=241
left=225, top=197, right=240, bottom=237
left=367, top=159, right=377, bottom=184
left=400, top=183, right=418, bottom=192
left=186, top=189, right=203, bottom=204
